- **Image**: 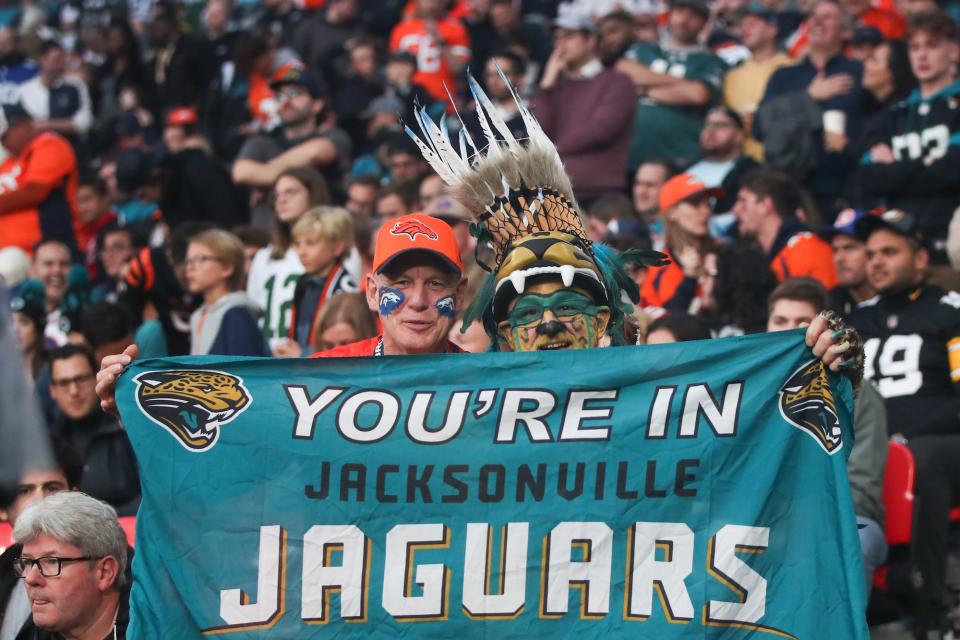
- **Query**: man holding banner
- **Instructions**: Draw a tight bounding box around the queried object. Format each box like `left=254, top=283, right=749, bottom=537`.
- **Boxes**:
left=97, top=73, right=870, bottom=638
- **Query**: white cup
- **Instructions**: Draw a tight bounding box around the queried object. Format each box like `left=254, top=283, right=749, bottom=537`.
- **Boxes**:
left=823, top=110, right=846, bottom=135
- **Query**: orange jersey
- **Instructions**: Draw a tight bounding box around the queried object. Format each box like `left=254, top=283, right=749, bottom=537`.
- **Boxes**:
left=770, top=232, right=838, bottom=289
left=401, top=0, right=470, bottom=19
left=640, top=249, right=698, bottom=308
left=390, top=17, right=470, bottom=101
left=248, top=73, right=279, bottom=129
left=0, top=132, right=79, bottom=255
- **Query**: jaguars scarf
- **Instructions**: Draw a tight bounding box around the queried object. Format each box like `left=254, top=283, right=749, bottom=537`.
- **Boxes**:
left=116, top=330, right=868, bottom=639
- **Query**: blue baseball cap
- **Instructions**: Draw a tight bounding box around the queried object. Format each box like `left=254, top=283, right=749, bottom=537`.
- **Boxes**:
left=820, top=208, right=868, bottom=241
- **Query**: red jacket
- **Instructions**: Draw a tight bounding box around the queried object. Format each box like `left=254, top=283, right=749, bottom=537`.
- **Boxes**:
left=311, top=336, right=465, bottom=358
left=770, top=231, right=838, bottom=289
left=641, top=249, right=685, bottom=308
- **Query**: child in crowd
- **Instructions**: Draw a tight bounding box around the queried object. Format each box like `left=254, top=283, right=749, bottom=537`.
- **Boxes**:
left=311, top=292, right=378, bottom=353
left=185, top=230, right=269, bottom=357
left=275, top=207, right=359, bottom=357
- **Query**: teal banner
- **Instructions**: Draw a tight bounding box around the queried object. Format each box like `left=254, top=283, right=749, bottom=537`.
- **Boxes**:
left=116, top=330, right=868, bottom=639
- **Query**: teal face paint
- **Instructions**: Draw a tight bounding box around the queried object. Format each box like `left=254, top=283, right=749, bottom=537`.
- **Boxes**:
left=504, top=290, right=603, bottom=330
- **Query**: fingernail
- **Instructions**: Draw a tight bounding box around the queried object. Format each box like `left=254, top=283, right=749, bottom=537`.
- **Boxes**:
left=831, top=329, right=845, bottom=340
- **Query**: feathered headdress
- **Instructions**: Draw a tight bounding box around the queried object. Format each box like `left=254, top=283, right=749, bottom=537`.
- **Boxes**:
left=405, top=71, right=668, bottom=348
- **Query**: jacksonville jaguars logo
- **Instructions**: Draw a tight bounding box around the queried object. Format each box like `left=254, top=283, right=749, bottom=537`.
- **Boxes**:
left=391, top=218, right=438, bottom=241
left=133, top=370, right=252, bottom=452
left=778, top=360, right=843, bottom=454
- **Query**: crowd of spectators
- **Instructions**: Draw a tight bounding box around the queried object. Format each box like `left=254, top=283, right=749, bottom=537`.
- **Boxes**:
left=0, top=0, right=959, bottom=637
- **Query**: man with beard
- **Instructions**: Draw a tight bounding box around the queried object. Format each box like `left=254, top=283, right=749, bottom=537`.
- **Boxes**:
left=597, top=11, right=636, bottom=68
left=732, top=169, right=838, bottom=288
left=849, top=210, right=960, bottom=638
left=685, top=106, right=757, bottom=213
left=617, top=0, right=725, bottom=169
left=231, top=66, right=348, bottom=207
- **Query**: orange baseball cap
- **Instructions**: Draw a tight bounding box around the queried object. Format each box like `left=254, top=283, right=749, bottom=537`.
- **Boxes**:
left=372, top=214, right=464, bottom=275
left=659, top=173, right=722, bottom=211
left=167, top=107, right=198, bottom=126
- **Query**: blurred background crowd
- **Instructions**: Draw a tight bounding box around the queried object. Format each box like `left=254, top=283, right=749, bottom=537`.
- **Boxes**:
left=0, top=0, right=959, bottom=637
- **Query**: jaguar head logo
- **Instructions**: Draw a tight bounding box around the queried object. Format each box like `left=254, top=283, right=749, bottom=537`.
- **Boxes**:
left=779, top=360, right=842, bottom=454
left=391, top=218, right=438, bottom=241
left=133, top=370, right=252, bottom=452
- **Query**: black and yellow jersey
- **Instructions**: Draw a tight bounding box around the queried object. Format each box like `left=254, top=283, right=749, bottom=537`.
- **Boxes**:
left=849, top=284, right=960, bottom=438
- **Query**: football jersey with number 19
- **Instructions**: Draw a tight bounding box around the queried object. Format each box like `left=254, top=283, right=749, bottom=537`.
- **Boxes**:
left=850, top=285, right=960, bottom=438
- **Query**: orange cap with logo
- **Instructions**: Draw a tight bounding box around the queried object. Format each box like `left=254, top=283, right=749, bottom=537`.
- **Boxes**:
left=372, top=214, right=464, bottom=275
left=659, top=173, right=722, bottom=211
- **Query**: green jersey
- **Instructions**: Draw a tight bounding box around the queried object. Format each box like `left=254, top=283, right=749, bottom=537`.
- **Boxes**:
left=626, top=42, right=725, bottom=169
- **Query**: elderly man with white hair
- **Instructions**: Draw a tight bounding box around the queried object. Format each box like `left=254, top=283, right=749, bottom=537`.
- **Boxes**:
left=11, top=492, right=130, bottom=639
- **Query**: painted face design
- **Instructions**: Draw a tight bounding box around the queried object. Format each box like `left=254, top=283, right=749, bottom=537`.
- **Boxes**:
left=498, top=285, right=609, bottom=352
left=378, top=287, right=405, bottom=316
left=435, top=295, right=456, bottom=318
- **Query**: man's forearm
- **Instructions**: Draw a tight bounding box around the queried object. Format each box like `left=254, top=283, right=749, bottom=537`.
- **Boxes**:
left=647, top=80, right=710, bottom=106
left=616, top=59, right=687, bottom=90
left=0, top=182, right=53, bottom=214
left=231, top=159, right=277, bottom=188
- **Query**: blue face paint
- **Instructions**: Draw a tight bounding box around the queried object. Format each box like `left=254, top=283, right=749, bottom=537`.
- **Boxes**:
left=435, top=295, right=456, bottom=318
left=378, top=287, right=405, bottom=316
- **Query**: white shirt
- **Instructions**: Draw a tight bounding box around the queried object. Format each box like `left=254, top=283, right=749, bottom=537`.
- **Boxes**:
left=19, top=74, right=93, bottom=135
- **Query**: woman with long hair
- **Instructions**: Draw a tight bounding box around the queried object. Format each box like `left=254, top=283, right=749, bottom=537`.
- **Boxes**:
left=246, top=167, right=329, bottom=352
left=862, top=39, right=917, bottom=114
left=640, top=174, right=717, bottom=311
left=697, top=239, right=779, bottom=336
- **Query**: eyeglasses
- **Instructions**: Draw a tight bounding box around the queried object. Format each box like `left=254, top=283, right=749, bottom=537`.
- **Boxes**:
left=14, top=555, right=101, bottom=578
left=273, top=187, right=306, bottom=202
left=275, top=86, right=307, bottom=100
left=184, top=255, right=221, bottom=269
left=504, top=291, right=604, bottom=329
left=50, top=372, right=95, bottom=389
left=100, top=244, right=131, bottom=255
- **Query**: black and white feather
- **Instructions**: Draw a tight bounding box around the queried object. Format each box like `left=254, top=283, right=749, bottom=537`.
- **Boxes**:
left=404, top=68, right=581, bottom=224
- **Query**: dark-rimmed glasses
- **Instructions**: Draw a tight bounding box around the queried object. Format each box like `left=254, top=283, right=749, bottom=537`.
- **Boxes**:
left=13, top=555, right=101, bottom=578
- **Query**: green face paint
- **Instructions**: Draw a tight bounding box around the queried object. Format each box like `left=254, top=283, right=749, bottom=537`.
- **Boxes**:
left=504, top=290, right=604, bottom=329
left=499, top=288, right=609, bottom=352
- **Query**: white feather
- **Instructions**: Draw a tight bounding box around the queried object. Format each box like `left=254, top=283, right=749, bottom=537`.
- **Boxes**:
left=468, top=73, right=523, bottom=159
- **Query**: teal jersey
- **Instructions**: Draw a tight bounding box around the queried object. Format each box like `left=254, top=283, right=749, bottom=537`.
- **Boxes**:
left=626, top=42, right=725, bottom=169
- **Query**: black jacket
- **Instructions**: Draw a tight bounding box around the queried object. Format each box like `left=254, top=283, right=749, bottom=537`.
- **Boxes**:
left=159, top=148, right=247, bottom=229
left=1, top=543, right=25, bottom=637
left=53, top=412, right=140, bottom=516
left=851, top=80, right=960, bottom=263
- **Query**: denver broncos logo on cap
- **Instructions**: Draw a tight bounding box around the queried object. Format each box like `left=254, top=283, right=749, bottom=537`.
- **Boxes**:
left=391, top=218, right=438, bottom=241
